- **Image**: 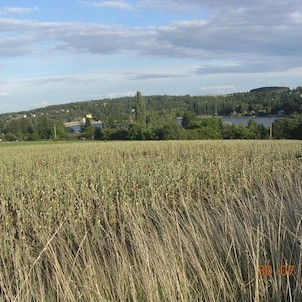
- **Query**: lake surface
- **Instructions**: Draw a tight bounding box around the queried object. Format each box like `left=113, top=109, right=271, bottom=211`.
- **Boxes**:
left=222, top=116, right=280, bottom=127
left=67, top=117, right=282, bottom=132
left=68, top=124, right=102, bottom=133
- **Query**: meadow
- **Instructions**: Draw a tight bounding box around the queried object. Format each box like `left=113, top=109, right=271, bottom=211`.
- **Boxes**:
left=0, top=140, right=301, bottom=301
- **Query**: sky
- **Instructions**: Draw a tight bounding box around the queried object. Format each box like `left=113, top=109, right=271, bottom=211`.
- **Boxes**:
left=0, top=0, right=302, bottom=113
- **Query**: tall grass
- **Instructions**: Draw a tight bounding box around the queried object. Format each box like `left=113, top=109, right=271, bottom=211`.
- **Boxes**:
left=0, top=140, right=301, bottom=301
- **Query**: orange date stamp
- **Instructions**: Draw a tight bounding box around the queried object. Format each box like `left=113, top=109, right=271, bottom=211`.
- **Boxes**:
left=258, top=265, right=295, bottom=277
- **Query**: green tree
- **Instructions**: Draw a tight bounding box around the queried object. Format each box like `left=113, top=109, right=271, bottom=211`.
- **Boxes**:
left=185, top=117, right=223, bottom=139
left=245, top=120, right=261, bottom=139
left=0, top=119, right=6, bottom=133
left=5, top=119, right=22, bottom=139
left=107, top=114, right=117, bottom=129
left=135, top=91, right=146, bottom=127
left=95, top=127, right=104, bottom=140
left=36, top=116, right=53, bottom=139
left=81, top=118, right=95, bottom=140
left=182, top=111, right=196, bottom=128
left=128, top=123, right=145, bottom=140
left=51, top=123, right=68, bottom=140
left=155, top=123, right=187, bottom=140
left=273, top=114, right=302, bottom=139
left=222, top=124, right=248, bottom=139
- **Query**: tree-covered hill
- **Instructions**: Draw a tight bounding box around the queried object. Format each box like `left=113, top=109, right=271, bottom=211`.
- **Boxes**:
left=250, top=86, right=290, bottom=93
left=0, top=87, right=301, bottom=141
left=1, top=86, right=301, bottom=123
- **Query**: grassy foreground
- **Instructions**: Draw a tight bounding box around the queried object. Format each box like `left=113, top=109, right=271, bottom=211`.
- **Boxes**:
left=0, top=140, right=301, bottom=301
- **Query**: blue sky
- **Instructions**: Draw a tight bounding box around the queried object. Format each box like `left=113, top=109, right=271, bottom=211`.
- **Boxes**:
left=0, top=0, right=302, bottom=113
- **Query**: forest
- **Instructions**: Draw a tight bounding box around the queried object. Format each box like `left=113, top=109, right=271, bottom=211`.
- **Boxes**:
left=0, top=87, right=302, bottom=141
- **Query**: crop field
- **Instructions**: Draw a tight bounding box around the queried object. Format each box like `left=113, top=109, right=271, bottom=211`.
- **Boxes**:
left=0, top=140, right=302, bottom=301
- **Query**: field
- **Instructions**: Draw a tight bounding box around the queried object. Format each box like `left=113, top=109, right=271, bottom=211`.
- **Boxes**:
left=0, top=140, right=302, bottom=301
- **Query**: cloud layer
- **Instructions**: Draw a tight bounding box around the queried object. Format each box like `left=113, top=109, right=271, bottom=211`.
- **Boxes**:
left=0, top=6, right=37, bottom=16
left=80, top=1, right=133, bottom=10
left=0, top=0, right=302, bottom=113
left=0, top=91, right=8, bottom=97
left=1, top=0, right=301, bottom=76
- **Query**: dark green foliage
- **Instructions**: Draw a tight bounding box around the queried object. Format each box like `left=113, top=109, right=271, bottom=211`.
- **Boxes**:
left=28, top=132, right=40, bottom=141
left=5, top=133, right=19, bottom=141
left=273, top=115, right=302, bottom=139
left=2, top=116, right=68, bottom=141
left=0, top=120, right=4, bottom=133
left=35, top=116, right=55, bottom=139
left=155, top=123, right=187, bottom=140
left=5, top=119, right=22, bottom=138
left=81, top=118, right=95, bottom=140
left=94, top=127, right=104, bottom=140
left=127, top=123, right=146, bottom=140
left=107, top=114, right=117, bottom=129
left=52, top=124, right=69, bottom=140
left=134, top=91, right=146, bottom=126
left=250, top=87, right=290, bottom=93
left=182, top=111, right=196, bottom=128
left=245, top=120, right=268, bottom=139
left=1, top=87, right=302, bottom=141
left=179, top=114, right=222, bottom=139
left=4, top=118, right=38, bottom=140
left=222, top=124, right=247, bottom=139
left=222, top=121, right=269, bottom=139
left=1, top=86, right=302, bottom=123
left=104, top=128, right=128, bottom=140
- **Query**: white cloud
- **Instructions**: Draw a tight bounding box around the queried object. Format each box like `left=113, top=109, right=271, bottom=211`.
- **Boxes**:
left=24, top=76, right=100, bottom=86
left=81, top=0, right=201, bottom=12
left=199, top=85, right=235, bottom=91
left=0, top=91, right=8, bottom=97
left=80, top=1, right=133, bottom=10
left=1, top=1, right=302, bottom=76
left=124, top=65, right=193, bottom=80
left=0, top=6, right=37, bottom=16
left=289, top=11, right=302, bottom=23
left=32, top=101, right=49, bottom=108
left=105, top=91, right=136, bottom=98
left=1, top=10, right=302, bottom=64
left=138, top=0, right=201, bottom=12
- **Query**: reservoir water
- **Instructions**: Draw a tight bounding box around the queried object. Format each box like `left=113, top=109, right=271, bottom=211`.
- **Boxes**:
left=222, top=116, right=281, bottom=127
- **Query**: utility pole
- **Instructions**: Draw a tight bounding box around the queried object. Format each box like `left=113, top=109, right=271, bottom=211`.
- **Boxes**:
left=54, top=125, right=57, bottom=140
left=269, top=118, right=273, bottom=139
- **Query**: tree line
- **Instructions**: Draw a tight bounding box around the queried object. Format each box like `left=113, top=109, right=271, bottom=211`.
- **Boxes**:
left=1, top=86, right=302, bottom=123
left=81, top=112, right=302, bottom=141
left=0, top=90, right=302, bottom=141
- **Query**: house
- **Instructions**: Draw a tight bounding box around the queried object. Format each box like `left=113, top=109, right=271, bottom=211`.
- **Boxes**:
left=176, top=117, right=183, bottom=126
